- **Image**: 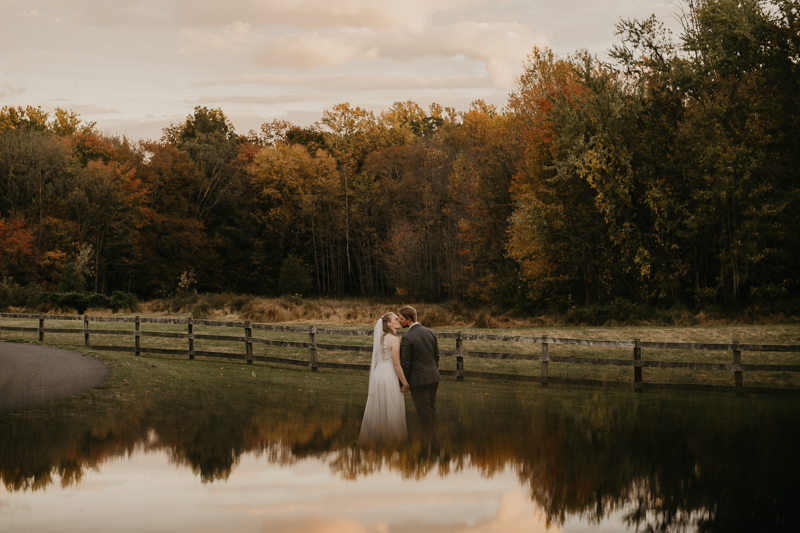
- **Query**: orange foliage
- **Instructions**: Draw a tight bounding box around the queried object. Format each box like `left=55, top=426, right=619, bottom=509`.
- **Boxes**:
left=0, top=217, right=37, bottom=279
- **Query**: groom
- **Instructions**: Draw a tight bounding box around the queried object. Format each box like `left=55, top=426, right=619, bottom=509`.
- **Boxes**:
left=398, top=305, right=441, bottom=441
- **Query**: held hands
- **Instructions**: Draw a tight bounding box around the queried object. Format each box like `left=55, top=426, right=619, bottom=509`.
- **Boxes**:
left=401, top=383, right=410, bottom=393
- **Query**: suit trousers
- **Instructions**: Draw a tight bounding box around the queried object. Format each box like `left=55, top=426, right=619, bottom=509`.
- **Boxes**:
left=410, top=382, right=438, bottom=439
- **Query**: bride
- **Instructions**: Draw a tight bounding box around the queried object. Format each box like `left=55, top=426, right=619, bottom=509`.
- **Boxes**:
left=358, top=312, right=410, bottom=445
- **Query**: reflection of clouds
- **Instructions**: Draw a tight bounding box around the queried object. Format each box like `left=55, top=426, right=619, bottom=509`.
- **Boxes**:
left=0, top=445, right=571, bottom=531
left=0, top=498, right=33, bottom=515
left=257, top=490, right=556, bottom=533
left=261, top=516, right=374, bottom=533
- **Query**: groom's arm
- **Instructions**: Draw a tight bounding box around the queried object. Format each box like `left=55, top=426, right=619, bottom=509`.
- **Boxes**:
left=400, top=335, right=412, bottom=381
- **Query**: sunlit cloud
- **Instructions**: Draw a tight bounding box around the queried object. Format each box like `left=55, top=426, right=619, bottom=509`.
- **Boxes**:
left=4, top=0, right=680, bottom=140
left=260, top=516, right=373, bottom=533
left=380, top=22, right=546, bottom=86
left=34, top=0, right=493, bottom=32
left=246, top=22, right=543, bottom=86
left=179, top=21, right=258, bottom=54
left=256, top=490, right=556, bottom=533
left=46, top=0, right=493, bottom=31
left=254, top=30, right=379, bottom=68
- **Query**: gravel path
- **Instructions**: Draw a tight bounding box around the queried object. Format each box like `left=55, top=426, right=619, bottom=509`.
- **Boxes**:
left=0, top=341, right=111, bottom=414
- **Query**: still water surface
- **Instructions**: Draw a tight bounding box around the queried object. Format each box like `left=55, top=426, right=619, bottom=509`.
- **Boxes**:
left=2, top=384, right=798, bottom=532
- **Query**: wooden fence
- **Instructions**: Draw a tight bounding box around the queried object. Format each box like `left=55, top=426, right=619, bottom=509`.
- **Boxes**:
left=2, top=313, right=800, bottom=395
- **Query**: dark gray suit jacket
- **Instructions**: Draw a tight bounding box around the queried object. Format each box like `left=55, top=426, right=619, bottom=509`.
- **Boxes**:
left=400, top=324, right=441, bottom=387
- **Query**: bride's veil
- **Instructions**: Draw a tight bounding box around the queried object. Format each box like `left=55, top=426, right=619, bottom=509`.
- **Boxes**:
left=367, top=318, right=383, bottom=395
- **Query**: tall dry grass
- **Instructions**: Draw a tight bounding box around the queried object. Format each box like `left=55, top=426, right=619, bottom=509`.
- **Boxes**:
left=133, top=293, right=799, bottom=328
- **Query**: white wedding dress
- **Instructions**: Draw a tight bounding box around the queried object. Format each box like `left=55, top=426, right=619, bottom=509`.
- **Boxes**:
left=358, top=320, right=407, bottom=445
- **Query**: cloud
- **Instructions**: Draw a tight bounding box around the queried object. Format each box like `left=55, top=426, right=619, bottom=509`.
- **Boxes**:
left=197, top=94, right=324, bottom=105
left=69, top=104, right=122, bottom=115
left=0, top=84, right=25, bottom=98
left=179, top=21, right=257, bottom=54
left=248, top=21, right=544, bottom=87
left=36, top=0, right=493, bottom=32
left=198, top=73, right=492, bottom=92
left=38, top=0, right=540, bottom=87
left=95, top=115, right=183, bottom=141
left=380, top=22, right=547, bottom=86
left=254, top=30, right=378, bottom=68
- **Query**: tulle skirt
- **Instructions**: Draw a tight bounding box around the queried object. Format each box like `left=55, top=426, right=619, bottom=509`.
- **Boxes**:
left=358, top=360, right=407, bottom=445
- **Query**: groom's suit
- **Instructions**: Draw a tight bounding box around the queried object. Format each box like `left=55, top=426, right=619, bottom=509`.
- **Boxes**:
left=400, top=323, right=441, bottom=440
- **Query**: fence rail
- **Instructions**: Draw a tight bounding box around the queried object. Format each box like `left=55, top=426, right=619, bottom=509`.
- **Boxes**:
left=2, top=313, right=800, bottom=395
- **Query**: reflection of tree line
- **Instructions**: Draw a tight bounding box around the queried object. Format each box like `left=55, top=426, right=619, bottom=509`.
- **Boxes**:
left=2, top=392, right=798, bottom=532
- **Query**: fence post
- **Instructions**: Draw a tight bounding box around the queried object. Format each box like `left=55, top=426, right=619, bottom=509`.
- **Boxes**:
left=633, top=338, right=642, bottom=392
left=733, top=339, right=743, bottom=394
left=38, top=314, right=44, bottom=342
left=188, top=316, right=194, bottom=360
left=541, top=335, right=549, bottom=387
left=134, top=315, right=141, bottom=356
left=309, top=326, right=318, bottom=372
left=456, top=332, right=464, bottom=381
left=0, top=313, right=3, bottom=339
left=245, top=321, right=253, bottom=364
left=83, top=314, right=89, bottom=347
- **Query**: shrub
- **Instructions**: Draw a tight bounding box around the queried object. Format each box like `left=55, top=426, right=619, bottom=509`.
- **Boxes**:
left=171, top=292, right=199, bottom=312
left=0, top=278, right=45, bottom=309
left=190, top=302, right=212, bottom=319
left=472, top=312, right=497, bottom=328
left=110, top=291, right=138, bottom=311
left=39, top=291, right=139, bottom=314
left=58, top=263, right=86, bottom=292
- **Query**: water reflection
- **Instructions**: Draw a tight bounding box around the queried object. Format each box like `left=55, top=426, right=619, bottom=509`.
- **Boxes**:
left=1, top=387, right=799, bottom=532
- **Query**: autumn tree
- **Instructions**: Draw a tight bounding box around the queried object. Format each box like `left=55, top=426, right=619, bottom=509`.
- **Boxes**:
left=0, top=217, right=37, bottom=283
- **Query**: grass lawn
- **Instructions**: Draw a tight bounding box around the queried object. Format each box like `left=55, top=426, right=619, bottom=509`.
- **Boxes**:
left=2, top=313, right=799, bottom=390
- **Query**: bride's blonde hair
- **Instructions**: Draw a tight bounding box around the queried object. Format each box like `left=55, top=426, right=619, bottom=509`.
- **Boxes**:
left=380, top=312, right=397, bottom=336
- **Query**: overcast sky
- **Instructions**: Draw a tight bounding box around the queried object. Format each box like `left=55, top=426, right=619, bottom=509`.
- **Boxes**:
left=1, top=0, right=680, bottom=141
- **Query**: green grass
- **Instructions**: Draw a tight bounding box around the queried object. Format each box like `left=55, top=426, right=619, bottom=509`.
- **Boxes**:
left=2, top=314, right=799, bottom=389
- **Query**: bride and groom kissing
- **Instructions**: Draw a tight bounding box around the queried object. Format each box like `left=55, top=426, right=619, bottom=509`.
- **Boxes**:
left=358, top=305, right=440, bottom=445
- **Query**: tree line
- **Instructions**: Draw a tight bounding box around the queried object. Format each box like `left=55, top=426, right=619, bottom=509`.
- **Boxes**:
left=1, top=0, right=798, bottom=311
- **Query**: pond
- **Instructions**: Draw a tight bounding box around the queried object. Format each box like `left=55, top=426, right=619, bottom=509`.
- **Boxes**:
left=2, top=382, right=799, bottom=532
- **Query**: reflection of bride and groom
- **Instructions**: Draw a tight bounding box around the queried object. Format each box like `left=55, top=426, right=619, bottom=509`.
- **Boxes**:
left=358, top=305, right=440, bottom=445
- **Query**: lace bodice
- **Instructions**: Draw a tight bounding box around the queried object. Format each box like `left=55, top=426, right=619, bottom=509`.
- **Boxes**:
left=380, top=336, right=392, bottom=361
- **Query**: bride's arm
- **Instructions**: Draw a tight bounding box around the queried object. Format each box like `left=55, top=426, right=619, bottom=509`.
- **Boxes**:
left=389, top=336, right=410, bottom=391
